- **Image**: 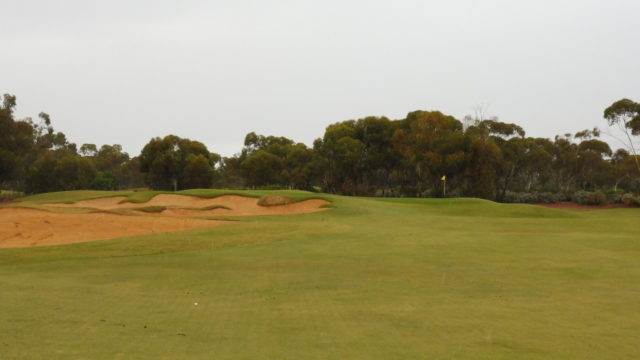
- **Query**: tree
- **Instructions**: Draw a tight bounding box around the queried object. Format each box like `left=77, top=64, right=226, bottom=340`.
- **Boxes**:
left=91, top=171, right=118, bottom=190
left=237, top=132, right=315, bottom=190
left=0, top=94, right=35, bottom=188
left=392, top=111, right=465, bottom=196
left=463, top=125, right=502, bottom=199
left=119, top=157, right=145, bottom=189
left=283, top=143, right=315, bottom=189
left=183, top=154, right=215, bottom=189
left=241, top=150, right=282, bottom=187
left=25, top=150, right=97, bottom=193
left=139, top=135, right=218, bottom=190
left=611, top=149, right=640, bottom=192
left=79, top=143, right=98, bottom=156
left=604, top=99, right=640, bottom=173
left=352, top=117, right=397, bottom=193
left=314, top=121, right=369, bottom=194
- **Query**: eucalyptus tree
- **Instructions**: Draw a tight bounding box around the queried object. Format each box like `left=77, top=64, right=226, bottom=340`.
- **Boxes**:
left=139, top=135, right=218, bottom=190
left=604, top=99, right=640, bottom=173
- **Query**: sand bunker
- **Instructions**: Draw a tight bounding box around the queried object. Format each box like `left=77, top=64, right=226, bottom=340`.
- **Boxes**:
left=161, top=198, right=328, bottom=217
left=0, top=194, right=330, bottom=248
left=46, top=194, right=329, bottom=216
left=0, top=208, right=227, bottom=248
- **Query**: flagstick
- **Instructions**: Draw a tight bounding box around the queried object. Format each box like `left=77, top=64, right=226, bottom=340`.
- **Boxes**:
left=443, top=178, right=446, bottom=198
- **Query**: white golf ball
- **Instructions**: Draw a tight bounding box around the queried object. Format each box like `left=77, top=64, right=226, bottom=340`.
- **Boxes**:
left=194, top=302, right=198, bottom=306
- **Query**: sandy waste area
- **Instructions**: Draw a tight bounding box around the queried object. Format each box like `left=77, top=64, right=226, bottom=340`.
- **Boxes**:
left=0, top=195, right=329, bottom=248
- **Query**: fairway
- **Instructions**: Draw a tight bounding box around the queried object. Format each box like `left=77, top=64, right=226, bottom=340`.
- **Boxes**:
left=1, top=190, right=639, bottom=359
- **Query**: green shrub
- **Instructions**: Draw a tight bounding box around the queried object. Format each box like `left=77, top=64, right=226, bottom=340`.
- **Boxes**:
left=608, top=192, right=625, bottom=204
left=90, top=171, right=118, bottom=190
left=502, top=191, right=564, bottom=204
left=573, top=191, right=607, bottom=206
left=622, top=193, right=640, bottom=207
left=0, top=190, right=24, bottom=202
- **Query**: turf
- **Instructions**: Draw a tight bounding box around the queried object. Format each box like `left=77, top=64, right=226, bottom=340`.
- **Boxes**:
left=1, top=191, right=639, bottom=359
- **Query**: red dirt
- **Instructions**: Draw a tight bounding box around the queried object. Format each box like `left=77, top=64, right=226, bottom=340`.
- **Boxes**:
left=535, top=202, right=629, bottom=210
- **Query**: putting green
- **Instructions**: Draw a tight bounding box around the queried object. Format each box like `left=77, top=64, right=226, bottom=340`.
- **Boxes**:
left=0, top=190, right=638, bottom=359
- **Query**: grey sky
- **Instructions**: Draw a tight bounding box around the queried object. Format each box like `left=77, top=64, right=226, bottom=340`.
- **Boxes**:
left=2, top=0, right=639, bottom=156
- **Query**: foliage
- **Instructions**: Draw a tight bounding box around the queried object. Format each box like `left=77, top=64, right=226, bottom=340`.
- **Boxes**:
left=604, top=98, right=640, bottom=173
left=3, top=93, right=640, bottom=202
left=91, top=171, right=119, bottom=190
left=622, top=193, right=640, bottom=207
left=25, top=150, right=97, bottom=193
left=139, top=135, right=219, bottom=190
left=572, top=190, right=607, bottom=206
left=502, top=191, right=565, bottom=204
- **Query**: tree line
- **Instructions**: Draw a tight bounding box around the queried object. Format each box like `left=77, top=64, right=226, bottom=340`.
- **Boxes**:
left=1, top=93, right=639, bottom=204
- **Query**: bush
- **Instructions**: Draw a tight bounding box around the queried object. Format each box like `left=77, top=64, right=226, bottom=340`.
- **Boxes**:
left=572, top=190, right=607, bottom=206
left=0, top=190, right=24, bottom=203
left=622, top=193, right=640, bottom=207
left=91, top=171, right=118, bottom=190
left=502, top=191, right=563, bottom=204
left=607, top=192, right=625, bottom=204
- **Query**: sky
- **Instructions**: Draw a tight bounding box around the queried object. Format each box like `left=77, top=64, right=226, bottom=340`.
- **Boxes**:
left=2, top=0, right=639, bottom=157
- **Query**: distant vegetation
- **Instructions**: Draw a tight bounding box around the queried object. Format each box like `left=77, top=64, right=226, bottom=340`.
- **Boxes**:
left=1, top=94, right=639, bottom=203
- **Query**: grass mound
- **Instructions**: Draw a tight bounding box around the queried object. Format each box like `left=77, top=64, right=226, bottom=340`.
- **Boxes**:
left=190, top=204, right=232, bottom=211
left=134, top=206, right=167, bottom=213
left=257, top=195, right=293, bottom=206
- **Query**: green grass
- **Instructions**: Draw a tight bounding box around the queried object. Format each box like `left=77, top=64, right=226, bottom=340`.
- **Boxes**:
left=134, top=206, right=168, bottom=213
left=187, top=205, right=233, bottom=211
left=1, top=191, right=639, bottom=359
left=0, top=189, right=25, bottom=201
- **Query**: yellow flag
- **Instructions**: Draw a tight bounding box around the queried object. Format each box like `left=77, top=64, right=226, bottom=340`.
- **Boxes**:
left=441, top=175, right=446, bottom=181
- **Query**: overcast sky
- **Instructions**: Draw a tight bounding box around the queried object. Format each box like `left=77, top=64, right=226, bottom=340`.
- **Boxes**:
left=2, top=0, right=639, bottom=156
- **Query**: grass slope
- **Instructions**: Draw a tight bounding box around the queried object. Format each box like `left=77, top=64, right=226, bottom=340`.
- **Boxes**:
left=1, top=191, right=639, bottom=359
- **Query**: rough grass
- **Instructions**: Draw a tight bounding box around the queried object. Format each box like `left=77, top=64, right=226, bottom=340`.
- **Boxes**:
left=257, top=195, right=293, bottom=206
left=188, top=205, right=232, bottom=211
left=0, top=191, right=639, bottom=359
left=133, top=206, right=167, bottom=213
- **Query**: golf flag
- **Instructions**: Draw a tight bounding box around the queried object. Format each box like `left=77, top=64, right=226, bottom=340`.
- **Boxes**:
left=441, top=175, right=446, bottom=181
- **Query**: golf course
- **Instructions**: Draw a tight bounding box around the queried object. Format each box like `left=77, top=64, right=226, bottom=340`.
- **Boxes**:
left=1, top=190, right=638, bottom=359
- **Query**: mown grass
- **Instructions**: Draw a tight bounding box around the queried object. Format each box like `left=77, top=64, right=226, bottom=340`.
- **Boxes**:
left=0, top=191, right=639, bottom=359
